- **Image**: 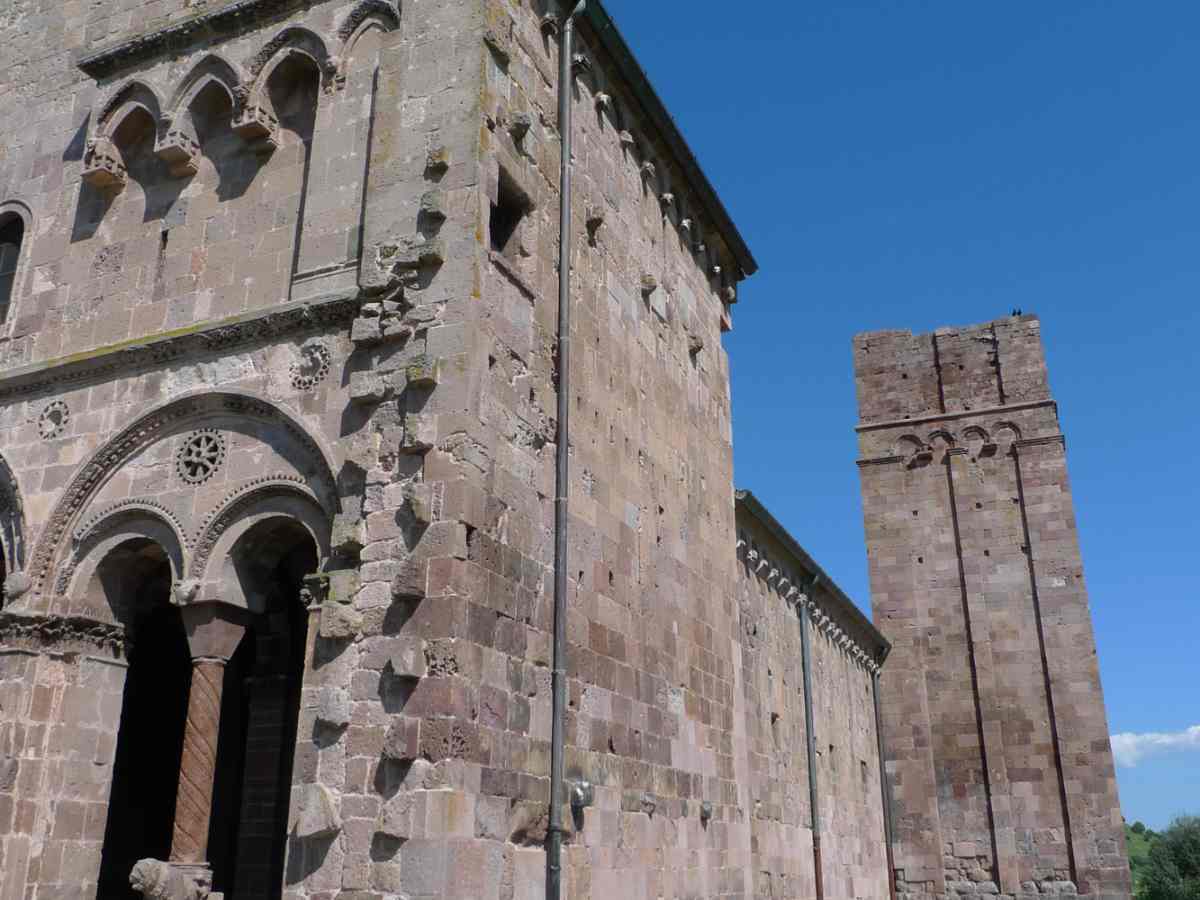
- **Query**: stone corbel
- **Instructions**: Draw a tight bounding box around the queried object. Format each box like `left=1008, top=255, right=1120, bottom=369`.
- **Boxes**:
left=155, top=129, right=200, bottom=178
left=82, top=137, right=127, bottom=191
left=231, top=103, right=279, bottom=156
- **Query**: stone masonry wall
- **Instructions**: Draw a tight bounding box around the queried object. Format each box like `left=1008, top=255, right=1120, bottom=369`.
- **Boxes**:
left=344, top=0, right=758, bottom=894
left=0, top=0, right=773, bottom=896
left=0, top=625, right=127, bottom=900
left=736, top=502, right=891, bottom=900
left=854, top=315, right=1130, bottom=900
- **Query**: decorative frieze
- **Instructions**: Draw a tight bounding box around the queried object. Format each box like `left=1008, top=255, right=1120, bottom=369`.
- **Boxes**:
left=0, top=611, right=126, bottom=657
left=0, top=292, right=356, bottom=404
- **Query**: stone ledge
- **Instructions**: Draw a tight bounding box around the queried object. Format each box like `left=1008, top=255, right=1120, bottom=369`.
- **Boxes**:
left=0, top=292, right=358, bottom=402
left=0, top=611, right=126, bottom=658
left=855, top=399, right=1058, bottom=433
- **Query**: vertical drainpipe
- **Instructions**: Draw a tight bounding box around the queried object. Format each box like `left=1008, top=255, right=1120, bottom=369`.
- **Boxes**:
left=873, top=664, right=898, bottom=900
left=799, top=574, right=823, bottom=900
left=548, top=3, right=586, bottom=900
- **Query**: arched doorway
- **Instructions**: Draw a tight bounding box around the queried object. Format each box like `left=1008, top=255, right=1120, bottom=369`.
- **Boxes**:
left=96, top=538, right=190, bottom=899
left=212, top=517, right=317, bottom=900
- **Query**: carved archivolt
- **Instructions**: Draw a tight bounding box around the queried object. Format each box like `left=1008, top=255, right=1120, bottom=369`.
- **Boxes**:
left=96, top=80, right=166, bottom=142
left=28, top=392, right=339, bottom=599
left=337, top=0, right=401, bottom=44
left=0, top=450, right=27, bottom=592
left=243, top=25, right=337, bottom=102
left=188, top=475, right=326, bottom=580
left=56, top=504, right=187, bottom=602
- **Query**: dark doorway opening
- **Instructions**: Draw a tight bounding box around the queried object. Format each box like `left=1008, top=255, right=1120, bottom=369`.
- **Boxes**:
left=212, top=519, right=316, bottom=900
left=97, top=540, right=187, bottom=899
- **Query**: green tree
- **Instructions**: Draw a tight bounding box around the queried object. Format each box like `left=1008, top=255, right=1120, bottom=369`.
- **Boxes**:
left=1142, top=816, right=1200, bottom=900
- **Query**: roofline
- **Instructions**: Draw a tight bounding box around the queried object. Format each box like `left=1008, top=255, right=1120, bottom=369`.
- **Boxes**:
left=735, top=489, right=891, bottom=664
left=582, top=2, right=759, bottom=278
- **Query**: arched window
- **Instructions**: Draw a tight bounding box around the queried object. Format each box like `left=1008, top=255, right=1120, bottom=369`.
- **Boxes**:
left=0, top=208, right=24, bottom=322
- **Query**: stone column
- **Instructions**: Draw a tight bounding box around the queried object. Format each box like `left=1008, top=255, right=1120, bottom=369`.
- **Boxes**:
left=169, top=602, right=247, bottom=869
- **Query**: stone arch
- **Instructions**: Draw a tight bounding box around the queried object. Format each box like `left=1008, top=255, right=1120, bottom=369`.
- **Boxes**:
left=244, top=25, right=336, bottom=108
left=0, top=448, right=28, bottom=602
left=928, top=428, right=956, bottom=448
left=27, top=391, right=339, bottom=600
left=166, top=53, right=243, bottom=127
left=0, top=199, right=31, bottom=323
left=962, top=425, right=991, bottom=459
left=96, top=79, right=165, bottom=141
left=337, top=0, right=400, bottom=59
left=189, top=478, right=331, bottom=610
left=993, top=420, right=1022, bottom=456
left=61, top=507, right=185, bottom=625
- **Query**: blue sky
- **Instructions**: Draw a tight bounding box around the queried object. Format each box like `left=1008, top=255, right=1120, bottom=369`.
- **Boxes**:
left=602, top=0, right=1200, bottom=830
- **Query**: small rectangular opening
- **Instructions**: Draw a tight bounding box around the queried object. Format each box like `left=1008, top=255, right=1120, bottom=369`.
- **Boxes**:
left=490, top=168, right=528, bottom=257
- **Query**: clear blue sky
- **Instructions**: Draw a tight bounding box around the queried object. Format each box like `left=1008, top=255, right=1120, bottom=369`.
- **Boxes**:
left=602, top=0, right=1199, bottom=830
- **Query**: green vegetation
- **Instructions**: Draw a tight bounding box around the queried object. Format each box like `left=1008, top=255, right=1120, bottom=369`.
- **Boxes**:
left=1127, top=817, right=1200, bottom=900
left=1127, top=821, right=1160, bottom=895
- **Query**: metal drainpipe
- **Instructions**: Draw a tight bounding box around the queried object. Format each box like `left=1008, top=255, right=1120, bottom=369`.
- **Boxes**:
left=548, top=3, right=586, bottom=899
left=799, top=574, right=824, bottom=900
left=873, top=667, right=898, bottom=900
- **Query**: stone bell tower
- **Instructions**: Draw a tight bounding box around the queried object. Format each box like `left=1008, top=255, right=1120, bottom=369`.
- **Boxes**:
left=853, top=315, right=1131, bottom=900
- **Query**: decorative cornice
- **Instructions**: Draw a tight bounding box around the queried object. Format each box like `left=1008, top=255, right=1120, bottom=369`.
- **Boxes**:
left=0, top=292, right=357, bottom=404
left=0, top=612, right=126, bottom=658
left=855, top=399, right=1057, bottom=433
left=735, top=491, right=889, bottom=671
left=77, top=0, right=312, bottom=79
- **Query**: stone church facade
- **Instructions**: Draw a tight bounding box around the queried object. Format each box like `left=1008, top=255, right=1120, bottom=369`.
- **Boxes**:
left=0, top=0, right=1127, bottom=898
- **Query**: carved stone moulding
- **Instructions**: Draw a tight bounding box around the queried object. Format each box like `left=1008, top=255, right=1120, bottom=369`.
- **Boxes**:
left=0, top=611, right=126, bottom=658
